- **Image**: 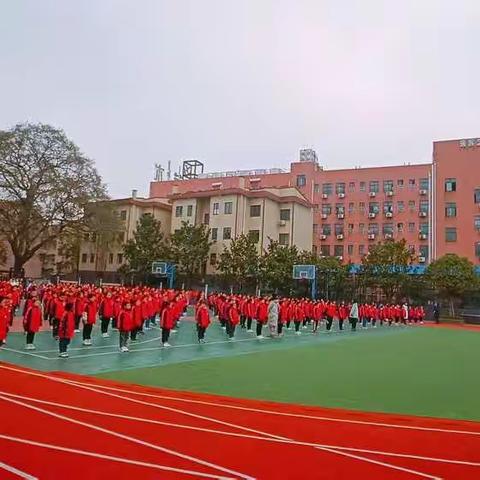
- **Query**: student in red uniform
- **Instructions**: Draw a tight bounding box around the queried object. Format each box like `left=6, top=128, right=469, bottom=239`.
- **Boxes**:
left=82, top=294, right=97, bottom=346
left=227, top=300, right=240, bottom=340
left=195, top=300, right=210, bottom=343
left=100, top=291, right=115, bottom=337
left=338, top=302, right=348, bottom=331
left=23, top=298, right=42, bottom=349
left=58, top=302, right=75, bottom=358
left=294, top=301, right=305, bottom=335
left=160, top=301, right=174, bottom=347
left=53, top=295, right=66, bottom=339
left=118, top=301, right=135, bottom=352
left=74, top=291, right=87, bottom=332
left=0, top=297, right=11, bottom=347
left=256, top=298, right=268, bottom=339
left=130, top=298, right=144, bottom=342
left=326, top=301, right=337, bottom=332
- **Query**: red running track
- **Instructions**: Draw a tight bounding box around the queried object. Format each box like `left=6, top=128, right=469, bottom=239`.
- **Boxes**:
left=0, top=362, right=479, bottom=479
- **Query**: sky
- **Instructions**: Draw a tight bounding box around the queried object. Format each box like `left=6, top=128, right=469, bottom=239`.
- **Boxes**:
left=1, top=0, right=480, bottom=198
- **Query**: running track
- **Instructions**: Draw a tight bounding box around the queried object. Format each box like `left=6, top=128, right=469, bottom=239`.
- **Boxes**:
left=0, top=363, right=479, bottom=479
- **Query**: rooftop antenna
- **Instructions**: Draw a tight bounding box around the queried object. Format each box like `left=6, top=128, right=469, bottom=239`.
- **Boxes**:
left=167, top=160, right=172, bottom=180
left=154, top=163, right=164, bottom=181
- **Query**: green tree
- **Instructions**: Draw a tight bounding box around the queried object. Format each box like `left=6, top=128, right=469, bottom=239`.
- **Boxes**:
left=217, top=233, right=260, bottom=292
left=167, top=221, right=212, bottom=285
left=426, top=254, right=478, bottom=316
left=0, top=123, right=107, bottom=274
left=260, top=239, right=299, bottom=295
left=361, top=239, right=415, bottom=302
left=122, top=214, right=167, bottom=282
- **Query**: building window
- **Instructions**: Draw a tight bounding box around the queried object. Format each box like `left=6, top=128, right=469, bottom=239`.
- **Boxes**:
left=408, top=200, right=416, bottom=212
left=348, top=202, right=354, bottom=214
left=397, top=222, right=404, bottom=233
left=312, top=245, right=318, bottom=255
left=90, top=254, right=95, bottom=263
left=419, top=245, right=429, bottom=259
left=91, top=233, right=97, bottom=243
left=249, top=230, right=260, bottom=243
left=369, top=180, right=379, bottom=193
left=348, top=181, right=355, bottom=192
left=120, top=210, right=127, bottom=221
left=321, top=224, right=331, bottom=235
left=313, top=183, right=320, bottom=193
left=419, top=178, right=429, bottom=191
left=322, top=183, right=333, bottom=195
left=347, top=244, right=354, bottom=256
left=187, top=205, right=193, bottom=217
left=313, top=224, right=318, bottom=234
left=210, top=253, right=217, bottom=265
left=359, top=181, right=366, bottom=192
left=321, top=204, right=332, bottom=215
left=84, top=232, right=90, bottom=241
left=212, top=203, right=220, bottom=215
left=348, top=223, right=354, bottom=234
left=408, top=179, right=416, bottom=189
left=109, top=253, right=114, bottom=264
left=359, top=202, right=365, bottom=213
left=359, top=245, right=365, bottom=256
left=474, top=188, right=480, bottom=204
left=320, top=245, right=330, bottom=257
left=408, top=222, right=415, bottom=233
left=279, top=233, right=290, bottom=246
left=250, top=205, right=261, bottom=217
left=224, top=202, right=233, bottom=215
left=420, top=223, right=429, bottom=235
left=383, top=180, right=394, bottom=192
left=383, top=201, right=393, bottom=213
left=81, top=253, right=87, bottom=263
left=336, top=182, right=346, bottom=194
left=409, top=245, right=416, bottom=254
left=334, top=223, right=344, bottom=235
left=334, top=245, right=344, bottom=257
left=223, top=227, right=232, bottom=240
left=211, top=228, right=218, bottom=241
left=397, top=201, right=404, bottom=213
left=369, top=202, right=379, bottom=213
left=117, top=253, right=123, bottom=264
left=419, top=200, right=429, bottom=213
left=359, top=223, right=365, bottom=234
left=445, top=202, right=457, bottom=217
left=280, top=209, right=291, bottom=221
left=445, top=178, right=456, bottom=192
left=335, top=204, right=345, bottom=215
left=397, top=179, right=404, bottom=187
left=296, top=175, right=306, bottom=187
left=175, top=206, right=183, bottom=217
left=445, top=227, right=457, bottom=242
left=203, top=213, right=210, bottom=225
left=475, top=242, right=480, bottom=258
left=475, top=216, right=480, bottom=231
left=368, top=223, right=379, bottom=234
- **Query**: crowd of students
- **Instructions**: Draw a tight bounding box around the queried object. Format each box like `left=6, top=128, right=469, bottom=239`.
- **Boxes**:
left=0, top=280, right=426, bottom=358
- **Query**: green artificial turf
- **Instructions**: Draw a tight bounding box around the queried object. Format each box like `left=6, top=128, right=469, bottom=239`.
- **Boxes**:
left=98, top=328, right=480, bottom=421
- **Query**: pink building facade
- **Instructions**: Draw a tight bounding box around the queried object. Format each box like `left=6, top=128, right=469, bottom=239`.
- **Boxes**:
left=149, top=139, right=480, bottom=266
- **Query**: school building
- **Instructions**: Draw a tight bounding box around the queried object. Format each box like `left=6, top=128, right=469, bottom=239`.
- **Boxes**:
left=150, top=137, right=480, bottom=266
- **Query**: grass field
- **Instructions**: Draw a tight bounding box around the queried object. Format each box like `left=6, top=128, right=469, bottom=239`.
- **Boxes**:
left=98, top=327, right=480, bottom=421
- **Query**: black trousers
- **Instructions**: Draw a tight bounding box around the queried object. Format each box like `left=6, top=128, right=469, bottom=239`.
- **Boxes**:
left=162, top=328, right=170, bottom=343
left=101, top=316, right=112, bottom=334
left=339, top=319, right=344, bottom=330
left=130, top=328, right=138, bottom=341
left=52, top=318, right=59, bottom=338
left=246, top=317, right=253, bottom=330
left=326, top=316, right=333, bottom=331
left=350, top=318, right=358, bottom=331
left=240, top=315, right=246, bottom=328
left=83, top=323, right=93, bottom=340
left=313, top=320, right=319, bottom=332
left=59, top=338, right=70, bottom=353
left=226, top=321, right=236, bottom=338
left=256, top=322, right=263, bottom=336
left=286, top=320, right=291, bottom=329
left=119, top=331, right=129, bottom=348
left=197, top=325, right=206, bottom=340
left=26, top=332, right=35, bottom=344
left=294, top=320, right=301, bottom=332
left=277, top=322, right=284, bottom=335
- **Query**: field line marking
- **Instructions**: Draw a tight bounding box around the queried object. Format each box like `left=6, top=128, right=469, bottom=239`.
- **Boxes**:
left=0, top=365, right=438, bottom=479
left=0, top=461, right=38, bottom=480
left=0, top=394, right=254, bottom=480
left=66, top=378, right=480, bottom=437
left=2, top=390, right=479, bottom=468
left=0, top=434, right=235, bottom=479
left=0, top=347, right=51, bottom=360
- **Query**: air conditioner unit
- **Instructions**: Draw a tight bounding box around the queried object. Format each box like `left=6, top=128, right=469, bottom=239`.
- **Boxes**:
left=368, top=212, right=376, bottom=219
left=336, top=234, right=344, bottom=240
left=337, top=193, right=345, bottom=199
left=321, top=213, right=328, bottom=219
left=386, top=190, right=394, bottom=197
left=320, top=234, right=327, bottom=240
left=369, top=191, right=376, bottom=197
left=419, top=189, right=427, bottom=196
left=337, top=213, right=345, bottom=219
left=368, top=233, right=376, bottom=240
left=278, top=220, right=286, bottom=227
left=418, top=256, right=426, bottom=263
left=322, top=193, right=328, bottom=199
left=385, top=212, right=393, bottom=218
left=419, top=211, right=427, bottom=217
left=337, top=255, right=343, bottom=261
left=384, top=233, right=393, bottom=240
left=419, top=233, right=427, bottom=240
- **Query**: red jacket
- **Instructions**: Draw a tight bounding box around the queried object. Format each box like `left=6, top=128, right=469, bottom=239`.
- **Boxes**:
left=75, top=297, right=87, bottom=316
left=54, top=299, right=65, bottom=321
left=0, top=306, right=10, bottom=341
left=133, top=305, right=143, bottom=328
left=86, top=301, right=98, bottom=325
left=161, top=307, right=175, bottom=330
left=228, top=306, right=240, bottom=326
left=257, top=302, right=268, bottom=323
left=100, top=298, right=115, bottom=318
left=24, top=305, right=42, bottom=333
left=59, top=311, right=75, bottom=339
left=196, top=305, right=210, bottom=328
left=118, top=309, right=135, bottom=332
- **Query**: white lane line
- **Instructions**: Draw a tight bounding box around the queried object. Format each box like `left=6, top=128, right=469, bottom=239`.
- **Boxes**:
left=0, top=365, right=438, bottom=479
left=0, top=461, right=38, bottom=480
left=2, top=390, right=478, bottom=468
left=0, top=394, right=254, bottom=480
left=0, top=434, right=235, bottom=480
left=66, top=377, right=480, bottom=438
left=0, top=347, right=51, bottom=360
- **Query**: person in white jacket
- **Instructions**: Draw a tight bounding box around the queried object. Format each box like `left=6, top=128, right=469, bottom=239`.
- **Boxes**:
left=349, top=301, right=359, bottom=331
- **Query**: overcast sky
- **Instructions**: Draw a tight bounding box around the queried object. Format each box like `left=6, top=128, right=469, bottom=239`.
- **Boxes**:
left=1, top=0, right=479, bottom=197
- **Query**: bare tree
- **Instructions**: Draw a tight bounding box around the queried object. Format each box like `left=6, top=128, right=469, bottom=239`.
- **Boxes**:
left=0, top=123, right=108, bottom=274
